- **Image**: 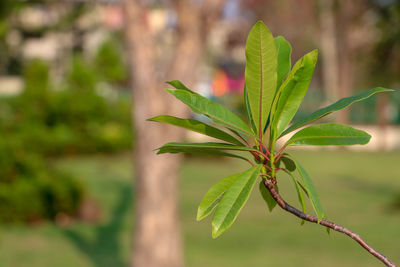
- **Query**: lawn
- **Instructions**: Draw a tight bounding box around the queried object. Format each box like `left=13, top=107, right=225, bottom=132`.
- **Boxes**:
left=0, top=150, right=399, bottom=267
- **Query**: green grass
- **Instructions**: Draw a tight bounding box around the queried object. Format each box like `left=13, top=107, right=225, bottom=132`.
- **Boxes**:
left=0, top=150, right=399, bottom=266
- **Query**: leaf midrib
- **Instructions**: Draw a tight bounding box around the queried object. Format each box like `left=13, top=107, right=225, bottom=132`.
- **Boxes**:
left=187, top=94, right=253, bottom=137
left=258, top=27, right=263, bottom=138
left=200, top=193, right=225, bottom=218
left=280, top=88, right=391, bottom=137
left=274, top=66, right=305, bottom=136
left=214, top=173, right=257, bottom=232
left=289, top=134, right=369, bottom=145
left=164, top=142, right=258, bottom=151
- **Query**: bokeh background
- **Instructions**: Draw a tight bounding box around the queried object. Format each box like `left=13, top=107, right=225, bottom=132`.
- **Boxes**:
left=0, top=0, right=399, bottom=266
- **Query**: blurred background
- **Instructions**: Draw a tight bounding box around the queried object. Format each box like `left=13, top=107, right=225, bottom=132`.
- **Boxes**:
left=0, top=0, right=399, bottom=266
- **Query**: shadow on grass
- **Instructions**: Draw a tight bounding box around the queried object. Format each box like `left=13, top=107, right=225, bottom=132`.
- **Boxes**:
left=62, top=185, right=132, bottom=267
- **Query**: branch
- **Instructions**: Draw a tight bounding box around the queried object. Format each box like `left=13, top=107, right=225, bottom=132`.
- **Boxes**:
left=262, top=179, right=396, bottom=267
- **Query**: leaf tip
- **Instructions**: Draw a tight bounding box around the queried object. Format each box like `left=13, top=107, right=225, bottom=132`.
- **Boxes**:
left=211, top=220, right=225, bottom=238
left=196, top=209, right=204, bottom=221
left=165, top=88, right=180, bottom=97
left=211, top=228, right=221, bottom=239
left=255, top=20, right=265, bottom=26
left=146, top=116, right=158, bottom=122
left=378, top=87, right=395, bottom=92
left=307, top=49, right=319, bottom=62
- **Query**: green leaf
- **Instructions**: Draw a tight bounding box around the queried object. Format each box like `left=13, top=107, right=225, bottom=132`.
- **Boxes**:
left=148, top=115, right=244, bottom=145
left=197, top=173, right=242, bottom=221
left=272, top=50, right=318, bottom=138
left=207, top=151, right=251, bottom=161
left=244, top=84, right=257, bottom=133
left=277, top=156, right=296, bottom=172
left=167, top=89, right=254, bottom=137
left=157, top=142, right=252, bottom=161
left=291, top=158, right=325, bottom=222
left=245, top=21, right=277, bottom=136
left=259, top=181, right=277, bottom=212
left=212, top=165, right=262, bottom=238
left=286, top=123, right=371, bottom=146
left=326, top=224, right=331, bottom=235
left=284, top=170, right=307, bottom=215
left=281, top=87, right=393, bottom=137
left=166, top=80, right=192, bottom=92
left=275, top=36, right=292, bottom=90
left=157, top=142, right=257, bottom=154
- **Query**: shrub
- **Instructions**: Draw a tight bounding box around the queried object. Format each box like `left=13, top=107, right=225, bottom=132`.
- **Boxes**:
left=0, top=39, right=131, bottom=223
left=0, top=140, right=84, bottom=223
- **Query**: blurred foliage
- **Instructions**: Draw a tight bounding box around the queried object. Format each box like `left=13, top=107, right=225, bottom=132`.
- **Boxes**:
left=0, top=144, right=84, bottom=223
left=368, top=0, right=400, bottom=85
left=94, top=38, right=127, bottom=83
left=0, top=38, right=131, bottom=223
left=394, top=193, right=400, bottom=211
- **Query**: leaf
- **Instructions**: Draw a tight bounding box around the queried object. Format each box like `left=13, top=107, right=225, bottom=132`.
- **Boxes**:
left=272, top=50, right=318, bottom=138
left=284, top=170, right=307, bottom=215
left=275, top=36, right=292, bottom=90
left=157, top=142, right=257, bottom=154
left=268, top=37, right=292, bottom=126
left=290, top=158, right=325, bottom=222
left=157, top=142, right=251, bottom=161
left=167, top=89, right=254, bottom=137
left=259, top=181, right=277, bottom=212
left=286, top=123, right=371, bottom=146
left=212, top=165, right=262, bottom=238
left=166, top=80, right=192, bottom=92
left=148, top=115, right=244, bottom=145
left=277, top=156, right=296, bottom=172
left=281, top=87, right=393, bottom=137
left=244, top=84, right=257, bottom=133
left=245, top=21, right=277, bottom=136
left=197, top=173, right=242, bottom=221
left=268, top=55, right=302, bottom=129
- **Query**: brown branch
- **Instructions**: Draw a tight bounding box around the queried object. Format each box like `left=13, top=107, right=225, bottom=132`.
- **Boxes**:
left=262, top=179, right=396, bottom=267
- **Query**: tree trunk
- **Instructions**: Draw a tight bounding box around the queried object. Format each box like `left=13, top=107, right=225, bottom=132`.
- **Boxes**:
left=123, top=1, right=224, bottom=266
left=377, top=93, right=389, bottom=150
left=319, top=0, right=339, bottom=104
left=124, top=3, right=185, bottom=266
left=336, top=0, right=355, bottom=124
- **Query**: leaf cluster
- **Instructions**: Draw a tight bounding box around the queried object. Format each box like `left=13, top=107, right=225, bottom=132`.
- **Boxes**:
left=149, top=21, right=393, bottom=238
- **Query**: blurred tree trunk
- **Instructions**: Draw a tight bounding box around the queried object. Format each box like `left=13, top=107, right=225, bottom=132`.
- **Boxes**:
left=319, top=0, right=339, bottom=104
left=319, top=0, right=352, bottom=123
left=336, top=0, right=356, bottom=124
left=377, top=93, right=389, bottom=150
left=123, top=1, right=224, bottom=266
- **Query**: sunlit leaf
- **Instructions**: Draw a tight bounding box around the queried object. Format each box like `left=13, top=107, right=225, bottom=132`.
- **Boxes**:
left=275, top=36, right=292, bottom=90
left=167, top=89, right=254, bottom=137
left=157, top=142, right=257, bottom=157
left=272, top=50, right=318, bottom=138
left=197, top=173, right=242, bottom=221
left=286, top=123, right=371, bottom=146
left=281, top=87, right=394, bottom=137
left=245, top=21, right=277, bottom=136
left=148, top=115, right=244, bottom=145
left=166, top=80, right=193, bottom=92
left=212, top=165, right=262, bottom=238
